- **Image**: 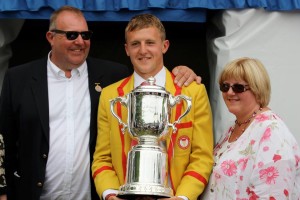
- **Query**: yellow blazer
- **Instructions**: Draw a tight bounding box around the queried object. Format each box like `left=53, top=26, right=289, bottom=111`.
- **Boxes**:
left=92, top=69, right=214, bottom=200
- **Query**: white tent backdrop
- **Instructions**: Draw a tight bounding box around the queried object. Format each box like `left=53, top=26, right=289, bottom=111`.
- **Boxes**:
left=208, top=8, right=300, bottom=144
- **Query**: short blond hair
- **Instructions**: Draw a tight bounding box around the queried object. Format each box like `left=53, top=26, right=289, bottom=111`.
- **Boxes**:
left=125, top=13, right=166, bottom=41
left=219, top=57, right=271, bottom=107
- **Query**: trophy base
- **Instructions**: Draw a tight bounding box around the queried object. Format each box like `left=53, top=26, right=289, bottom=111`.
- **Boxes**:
left=117, top=194, right=169, bottom=200
left=118, top=183, right=173, bottom=199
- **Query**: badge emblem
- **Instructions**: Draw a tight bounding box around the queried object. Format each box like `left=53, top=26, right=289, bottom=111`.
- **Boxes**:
left=95, top=83, right=102, bottom=92
left=177, top=135, right=190, bottom=149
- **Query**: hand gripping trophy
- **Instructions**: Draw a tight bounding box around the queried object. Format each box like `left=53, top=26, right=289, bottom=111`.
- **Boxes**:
left=110, top=77, right=191, bottom=199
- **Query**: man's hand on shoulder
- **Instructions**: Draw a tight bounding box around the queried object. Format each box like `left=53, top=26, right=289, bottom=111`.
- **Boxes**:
left=172, top=66, right=202, bottom=87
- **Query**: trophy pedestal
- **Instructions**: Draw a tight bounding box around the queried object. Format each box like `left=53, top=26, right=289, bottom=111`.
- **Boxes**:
left=118, top=138, right=173, bottom=198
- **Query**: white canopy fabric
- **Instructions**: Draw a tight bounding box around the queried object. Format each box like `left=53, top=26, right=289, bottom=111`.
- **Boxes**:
left=208, top=8, right=300, bottom=143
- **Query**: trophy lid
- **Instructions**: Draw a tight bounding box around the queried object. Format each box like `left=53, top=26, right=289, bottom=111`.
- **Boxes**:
left=134, top=77, right=168, bottom=94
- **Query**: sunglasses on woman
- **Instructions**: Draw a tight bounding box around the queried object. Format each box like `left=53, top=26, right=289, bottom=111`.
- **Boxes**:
left=220, top=83, right=249, bottom=93
left=51, top=29, right=93, bottom=40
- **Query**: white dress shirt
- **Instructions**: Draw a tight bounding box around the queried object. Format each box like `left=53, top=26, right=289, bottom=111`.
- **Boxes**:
left=133, top=67, right=166, bottom=88
left=40, top=53, right=91, bottom=200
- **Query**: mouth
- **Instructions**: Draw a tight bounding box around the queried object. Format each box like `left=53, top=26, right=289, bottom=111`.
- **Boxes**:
left=227, top=98, right=239, bottom=102
left=138, top=56, right=151, bottom=61
left=71, top=48, right=83, bottom=52
left=69, top=48, right=86, bottom=56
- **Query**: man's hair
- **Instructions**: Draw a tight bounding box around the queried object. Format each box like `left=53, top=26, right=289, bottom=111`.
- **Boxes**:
left=49, top=6, right=84, bottom=30
left=125, top=13, right=166, bottom=41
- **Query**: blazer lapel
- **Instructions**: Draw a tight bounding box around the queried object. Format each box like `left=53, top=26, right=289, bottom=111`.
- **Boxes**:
left=165, top=70, right=176, bottom=96
left=30, top=61, right=50, bottom=143
left=86, top=62, right=106, bottom=150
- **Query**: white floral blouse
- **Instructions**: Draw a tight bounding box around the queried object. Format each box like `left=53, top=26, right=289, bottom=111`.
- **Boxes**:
left=201, top=110, right=300, bottom=200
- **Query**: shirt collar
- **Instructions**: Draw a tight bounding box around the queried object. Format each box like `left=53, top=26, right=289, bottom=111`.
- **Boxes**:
left=47, top=51, right=87, bottom=79
left=134, top=67, right=166, bottom=88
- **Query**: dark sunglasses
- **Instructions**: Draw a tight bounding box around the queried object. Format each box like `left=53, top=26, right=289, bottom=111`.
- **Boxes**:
left=220, top=83, right=249, bottom=93
left=51, top=29, right=93, bottom=40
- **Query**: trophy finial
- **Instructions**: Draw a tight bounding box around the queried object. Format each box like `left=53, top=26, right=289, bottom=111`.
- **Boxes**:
left=147, top=76, right=156, bottom=85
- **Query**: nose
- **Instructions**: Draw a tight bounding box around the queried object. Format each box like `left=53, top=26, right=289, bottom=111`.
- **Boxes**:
left=74, top=34, right=85, bottom=44
left=227, top=86, right=236, bottom=94
left=139, top=43, right=147, bottom=54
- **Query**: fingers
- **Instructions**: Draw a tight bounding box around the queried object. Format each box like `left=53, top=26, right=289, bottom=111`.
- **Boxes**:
left=172, top=65, right=191, bottom=87
left=195, top=75, right=202, bottom=84
left=172, top=65, right=201, bottom=87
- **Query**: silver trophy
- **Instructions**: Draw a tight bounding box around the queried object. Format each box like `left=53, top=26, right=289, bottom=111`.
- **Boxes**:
left=110, top=77, right=191, bottom=198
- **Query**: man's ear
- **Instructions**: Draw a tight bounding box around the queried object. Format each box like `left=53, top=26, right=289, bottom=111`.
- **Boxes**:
left=46, top=31, right=54, bottom=46
left=162, top=40, right=170, bottom=54
left=124, top=43, right=130, bottom=56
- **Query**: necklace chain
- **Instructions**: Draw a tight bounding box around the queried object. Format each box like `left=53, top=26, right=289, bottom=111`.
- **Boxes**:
left=235, top=107, right=262, bottom=126
left=230, top=107, right=262, bottom=142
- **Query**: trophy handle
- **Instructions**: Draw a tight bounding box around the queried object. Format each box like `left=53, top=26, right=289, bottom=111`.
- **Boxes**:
left=110, top=96, right=128, bottom=133
left=169, top=95, right=192, bottom=132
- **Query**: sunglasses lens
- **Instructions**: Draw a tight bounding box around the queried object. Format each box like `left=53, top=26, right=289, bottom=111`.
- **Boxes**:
left=80, top=31, right=93, bottom=40
left=220, top=83, right=248, bottom=93
left=220, top=83, right=230, bottom=92
left=232, top=84, right=245, bottom=93
left=53, top=30, right=92, bottom=40
left=66, top=32, right=79, bottom=40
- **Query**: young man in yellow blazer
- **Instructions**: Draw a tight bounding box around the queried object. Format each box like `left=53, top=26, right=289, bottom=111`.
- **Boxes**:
left=92, top=14, right=214, bottom=200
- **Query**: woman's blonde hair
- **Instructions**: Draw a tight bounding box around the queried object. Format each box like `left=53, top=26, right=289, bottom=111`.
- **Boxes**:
left=219, top=57, right=271, bottom=107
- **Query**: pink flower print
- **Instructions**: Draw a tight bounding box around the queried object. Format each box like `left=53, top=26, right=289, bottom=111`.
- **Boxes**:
left=255, top=113, right=269, bottom=122
left=263, top=146, right=269, bottom=152
left=259, top=127, right=272, bottom=144
left=246, top=187, right=259, bottom=200
left=250, top=139, right=255, bottom=145
left=221, top=160, right=237, bottom=176
left=284, top=189, right=289, bottom=197
left=258, top=161, right=264, bottom=168
left=269, top=197, right=276, bottom=200
left=249, top=194, right=259, bottom=200
left=272, top=154, right=282, bottom=163
left=238, top=158, right=248, bottom=171
left=295, top=155, right=300, bottom=167
left=214, top=172, right=221, bottom=180
left=239, top=175, right=243, bottom=181
left=259, top=166, right=279, bottom=184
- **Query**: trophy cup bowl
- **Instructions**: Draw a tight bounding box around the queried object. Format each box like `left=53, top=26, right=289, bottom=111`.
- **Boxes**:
left=110, top=77, right=191, bottom=198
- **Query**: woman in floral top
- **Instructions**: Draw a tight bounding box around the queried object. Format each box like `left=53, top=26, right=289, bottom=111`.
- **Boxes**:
left=0, top=133, right=6, bottom=200
left=201, top=57, right=300, bottom=199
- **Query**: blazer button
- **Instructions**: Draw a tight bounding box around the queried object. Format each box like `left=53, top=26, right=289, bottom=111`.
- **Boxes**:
left=42, top=154, right=47, bottom=159
left=37, top=182, right=43, bottom=187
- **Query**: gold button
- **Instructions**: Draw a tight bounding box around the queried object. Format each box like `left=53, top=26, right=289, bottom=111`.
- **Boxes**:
left=37, top=182, right=43, bottom=187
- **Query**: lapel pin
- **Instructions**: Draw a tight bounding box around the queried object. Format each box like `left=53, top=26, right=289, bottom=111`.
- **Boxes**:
left=95, top=83, right=102, bottom=92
